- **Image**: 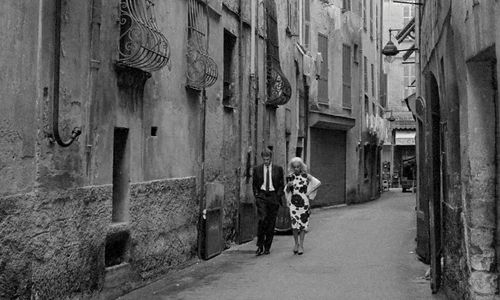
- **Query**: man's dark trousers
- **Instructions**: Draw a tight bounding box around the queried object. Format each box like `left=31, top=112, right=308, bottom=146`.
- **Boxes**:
left=256, top=191, right=280, bottom=251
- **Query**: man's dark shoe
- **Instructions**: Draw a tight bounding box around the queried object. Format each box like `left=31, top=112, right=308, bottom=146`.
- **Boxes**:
left=256, top=247, right=264, bottom=256
left=264, top=249, right=270, bottom=255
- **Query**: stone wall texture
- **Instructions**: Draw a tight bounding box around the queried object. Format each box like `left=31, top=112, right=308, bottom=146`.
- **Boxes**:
left=418, top=0, right=500, bottom=298
left=0, top=177, right=196, bottom=299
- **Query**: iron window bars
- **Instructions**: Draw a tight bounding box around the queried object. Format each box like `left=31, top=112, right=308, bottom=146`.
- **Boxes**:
left=265, top=0, right=291, bottom=106
left=186, top=0, right=218, bottom=90
left=117, top=0, right=170, bottom=73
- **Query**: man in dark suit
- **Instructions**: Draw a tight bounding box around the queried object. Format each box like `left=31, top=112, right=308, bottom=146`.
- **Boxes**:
left=252, top=149, right=284, bottom=256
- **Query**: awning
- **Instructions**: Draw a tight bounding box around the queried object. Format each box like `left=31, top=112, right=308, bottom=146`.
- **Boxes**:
left=309, top=110, right=355, bottom=131
left=405, top=93, right=426, bottom=121
left=395, top=131, right=416, bottom=145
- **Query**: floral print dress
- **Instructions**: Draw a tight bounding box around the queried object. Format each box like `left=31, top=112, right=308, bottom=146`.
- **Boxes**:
left=286, top=173, right=311, bottom=231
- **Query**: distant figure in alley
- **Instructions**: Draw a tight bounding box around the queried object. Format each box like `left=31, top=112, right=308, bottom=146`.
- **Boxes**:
left=252, top=149, right=285, bottom=256
left=285, top=157, right=321, bottom=255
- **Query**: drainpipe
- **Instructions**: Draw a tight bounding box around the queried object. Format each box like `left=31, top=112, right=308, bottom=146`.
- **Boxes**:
left=197, top=0, right=210, bottom=259
left=86, top=0, right=102, bottom=178
left=51, top=0, right=82, bottom=147
left=237, top=0, right=245, bottom=242
left=250, top=0, right=256, bottom=77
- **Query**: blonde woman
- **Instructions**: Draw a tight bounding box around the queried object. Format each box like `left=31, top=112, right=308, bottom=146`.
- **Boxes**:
left=284, top=157, right=321, bottom=255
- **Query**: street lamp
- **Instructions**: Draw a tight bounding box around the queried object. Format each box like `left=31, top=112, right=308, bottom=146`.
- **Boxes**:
left=384, top=109, right=396, bottom=122
left=382, top=29, right=419, bottom=59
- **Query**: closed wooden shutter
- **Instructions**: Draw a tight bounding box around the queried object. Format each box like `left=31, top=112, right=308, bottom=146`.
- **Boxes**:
left=342, top=44, right=351, bottom=108
left=318, top=33, right=328, bottom=103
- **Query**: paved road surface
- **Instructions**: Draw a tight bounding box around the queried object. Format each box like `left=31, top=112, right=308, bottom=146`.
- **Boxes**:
left=120, top=190, right=444, bottom=300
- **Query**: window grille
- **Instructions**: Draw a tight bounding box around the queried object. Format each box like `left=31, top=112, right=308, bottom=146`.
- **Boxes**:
left=186, top=0, right=218, bottom=90
left=265, top=0, right=291, bottom=106
left=117, top=0, right=170, bottom=72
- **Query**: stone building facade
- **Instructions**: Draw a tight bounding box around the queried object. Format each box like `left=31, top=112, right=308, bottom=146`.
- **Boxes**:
left=0, top=0, right=383, bottom=298
left=358, top=0, right=386, bottom=202
left=381, top=0, right=416, bottom=191
left=411, top=0, right=500, bottom=298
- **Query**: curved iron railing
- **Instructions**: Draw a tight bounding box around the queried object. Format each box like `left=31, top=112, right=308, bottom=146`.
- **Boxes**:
left=265, top=0, right=291, bottom=106
left=186, top=46, right=218, bottom=89
left=186, top=0, right=218, bottom=90
left=267, top=66, right=292, bottom=106
left=117, top=0, right=170, bottom=72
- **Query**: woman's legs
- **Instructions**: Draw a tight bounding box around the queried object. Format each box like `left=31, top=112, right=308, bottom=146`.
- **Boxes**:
left=298, top=230, right=305, bottom=254
left=292, top=229, right=299, bottom=253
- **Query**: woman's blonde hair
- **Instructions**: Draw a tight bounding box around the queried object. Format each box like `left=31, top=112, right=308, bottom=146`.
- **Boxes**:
left=288, top=157, right=308, bottom=174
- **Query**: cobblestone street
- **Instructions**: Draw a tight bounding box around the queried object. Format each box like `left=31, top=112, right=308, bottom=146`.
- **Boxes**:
left=120, top=191, right=443, bottom=300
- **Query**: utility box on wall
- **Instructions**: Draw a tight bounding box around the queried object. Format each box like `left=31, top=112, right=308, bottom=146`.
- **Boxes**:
left=201, top=182, right=224, bottom=260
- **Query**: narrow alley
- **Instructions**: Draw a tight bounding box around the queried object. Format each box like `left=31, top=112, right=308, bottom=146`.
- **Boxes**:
left=120, top=191, right=440, bottom=300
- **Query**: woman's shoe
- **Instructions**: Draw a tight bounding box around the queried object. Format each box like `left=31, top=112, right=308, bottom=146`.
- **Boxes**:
left=293, top=245, right=299, bottom=254
left=298, top=246, right=304, bottom=255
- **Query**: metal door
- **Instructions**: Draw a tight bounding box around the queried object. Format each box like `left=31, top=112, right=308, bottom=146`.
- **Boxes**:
left=202, top=183, right=224, bottom=260
left=310, top=128, right=346, bottom=206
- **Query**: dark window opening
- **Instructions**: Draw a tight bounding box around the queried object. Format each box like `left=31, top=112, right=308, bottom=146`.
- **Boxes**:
left=112, top=127, right=130, bottom=223
left=223, top=30, right=237, bottom=108
left=296, top=147, right=303, bottom=158
left=364, top=146, right=369, bottom=179
left=105, top=231, right=130, bottom=267
left=151, top=126, right=158, bottom=136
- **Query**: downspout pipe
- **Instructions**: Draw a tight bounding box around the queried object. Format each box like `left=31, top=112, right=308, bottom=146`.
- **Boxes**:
left=52, top=0, right=82, bottom=147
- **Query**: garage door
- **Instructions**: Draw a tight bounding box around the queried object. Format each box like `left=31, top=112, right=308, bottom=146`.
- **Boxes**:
left=310, top=128, right=346, bottom=206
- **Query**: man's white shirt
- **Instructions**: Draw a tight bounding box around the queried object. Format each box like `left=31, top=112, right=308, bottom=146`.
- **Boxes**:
left=261, top=164, right=275, bottom=191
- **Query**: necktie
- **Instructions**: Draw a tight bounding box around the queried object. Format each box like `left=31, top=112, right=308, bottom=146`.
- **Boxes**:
left=265, top=166, right=270, bottom=192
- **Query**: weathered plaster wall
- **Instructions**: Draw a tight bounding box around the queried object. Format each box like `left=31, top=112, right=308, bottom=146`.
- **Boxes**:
left=129, top=178, right=198, bottom=279
left=358, top=0, right=384, bottom=203
left=0, top=1, right=40, bottom=196
left=0, top=178, right=196, bottom=299
left=419, top=0, right=498, bottom=298
left=305, top=1, right=364, bottom=204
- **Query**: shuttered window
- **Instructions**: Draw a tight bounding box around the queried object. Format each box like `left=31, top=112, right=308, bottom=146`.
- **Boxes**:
left=342, top=44, right=351, bottom=108
left=369, top=0, right=373, bottom=39
left=363, top=0, right=367, bottom=30
left=303, top=0, right=311, bottom=49
left=318, top=33, right=329, bottom=103
left=371, top=63, right=375, bottom=97
left=364, top=56, right=368, bottom=93
left=343, top=0, right=351, bottom=12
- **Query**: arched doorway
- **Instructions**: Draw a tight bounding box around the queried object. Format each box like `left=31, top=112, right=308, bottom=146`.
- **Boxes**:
left=428, top=72, right=443, bottom=293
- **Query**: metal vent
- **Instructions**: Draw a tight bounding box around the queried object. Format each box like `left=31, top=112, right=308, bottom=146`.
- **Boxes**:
left=117, top=0, right=170, bottom=72
left=186, top=0, right=218, bottom=90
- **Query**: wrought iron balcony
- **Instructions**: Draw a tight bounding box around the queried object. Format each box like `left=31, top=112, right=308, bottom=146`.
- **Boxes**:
left=186, top=0, right=218, bottom=90
left=265, top=0, right=291, bottom=106
left=117, top=0, right=170, bottom=73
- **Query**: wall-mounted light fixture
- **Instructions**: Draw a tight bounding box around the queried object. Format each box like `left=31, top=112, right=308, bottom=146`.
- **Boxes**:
left=382, top=29, right=419, bottom=58
left=384, top=109, right=396, bottom=122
